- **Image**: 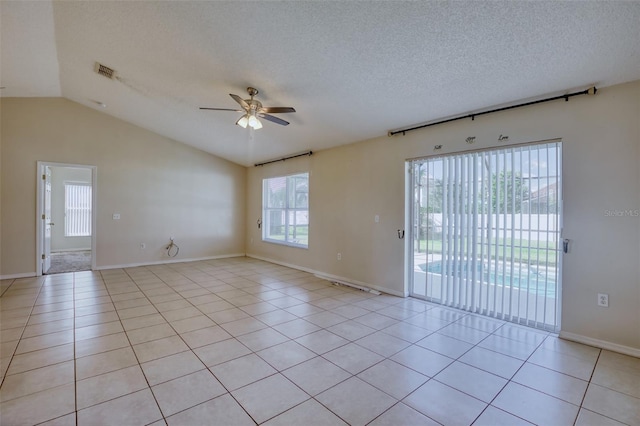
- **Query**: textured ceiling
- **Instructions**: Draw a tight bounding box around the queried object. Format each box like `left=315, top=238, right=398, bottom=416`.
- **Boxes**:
left=2, top=1, right=639, bottom=166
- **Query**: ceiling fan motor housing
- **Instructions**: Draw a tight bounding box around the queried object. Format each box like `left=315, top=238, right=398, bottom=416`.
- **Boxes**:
left=248, top=100, right=261, bottom=112
left=246, top=88, right=261, bottom=112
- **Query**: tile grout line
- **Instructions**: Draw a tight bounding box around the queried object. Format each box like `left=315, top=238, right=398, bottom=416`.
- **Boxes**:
left=168, top=271, right=297, bottom=425
left=0, top=276, right=48, bottom=389
left=359, top=314, right=549, bottom=425
left=73, top=273, right=78, bottom=426
left=275, top=306, right=437, bottom=424
left=128, top=264, right=274, bottom=424
left=114, top=267, right=171, bottom=423
left=0, top=278, right=16, bottom=297
left=452, top=322, right=548, bottom=425
left=572, top=348, right=602, bottom=426
left=2, top=259, right=638, bottom=425
left=148, top=261, right=364, bottom=424
left=73, top=271, right=155, bottom=416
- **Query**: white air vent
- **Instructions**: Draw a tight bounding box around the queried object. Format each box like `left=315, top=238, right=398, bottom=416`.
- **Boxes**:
left=94, top=62, right=116, bottom=79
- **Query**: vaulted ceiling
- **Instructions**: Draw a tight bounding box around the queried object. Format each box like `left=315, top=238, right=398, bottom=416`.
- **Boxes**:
left=2, top=1, right=639, bottom=166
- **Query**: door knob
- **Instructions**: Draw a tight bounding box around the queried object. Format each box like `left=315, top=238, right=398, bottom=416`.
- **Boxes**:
left=48, top=222, right=55, bottom=226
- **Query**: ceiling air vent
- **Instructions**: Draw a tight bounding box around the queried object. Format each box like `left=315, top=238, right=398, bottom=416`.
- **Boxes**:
left=94, top=62, right=116, bottom=79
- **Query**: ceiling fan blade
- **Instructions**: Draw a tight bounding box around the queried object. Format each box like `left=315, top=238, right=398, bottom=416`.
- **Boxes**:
left=230, top=94, right=250, bottom=110
left=258, top=113, right=290, bottom=126
left=259, top=106, right=296, bottom=114
left=199, top=107, right=243, bottom=112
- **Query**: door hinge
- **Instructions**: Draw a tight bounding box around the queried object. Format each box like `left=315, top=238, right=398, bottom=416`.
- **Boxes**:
left=42, top=174, right=46, bottom=180
left=42, top=214, right=46, bottom=220
left=42, top=254, right=46, bottom=260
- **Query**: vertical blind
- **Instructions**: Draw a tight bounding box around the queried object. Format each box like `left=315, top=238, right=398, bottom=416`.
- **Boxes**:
left=410, top=141, right=561, bottom=331
left=65, top=183, right=92, bottom=237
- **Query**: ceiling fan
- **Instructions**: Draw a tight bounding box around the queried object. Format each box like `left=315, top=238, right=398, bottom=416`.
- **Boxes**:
left=200, top=87, right=296, bottom=129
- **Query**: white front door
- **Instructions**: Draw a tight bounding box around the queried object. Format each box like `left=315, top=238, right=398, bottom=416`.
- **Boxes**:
left=43, top=166, right=52, bottom=274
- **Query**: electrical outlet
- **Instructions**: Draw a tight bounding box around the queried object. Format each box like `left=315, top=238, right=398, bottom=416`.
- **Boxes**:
left=140, top=243, right=146, bottom=249
left=374, top=215, right=380, bottom=223
left=337, top=253, right=342, bottom=261
left=598, top=293, right=609, bottom=307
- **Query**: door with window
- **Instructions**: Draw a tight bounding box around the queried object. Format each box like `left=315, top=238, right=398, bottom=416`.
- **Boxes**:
left=408, top=141, right=562, bottom=331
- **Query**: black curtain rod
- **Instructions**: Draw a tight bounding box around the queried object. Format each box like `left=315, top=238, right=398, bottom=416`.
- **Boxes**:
left=254, top=151, right=313, bottom=167
left=388, top=86, right=597, bottom=137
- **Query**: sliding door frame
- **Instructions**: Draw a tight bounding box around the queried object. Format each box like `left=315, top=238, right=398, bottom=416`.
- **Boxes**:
left=405, top=139, right=563, bottom=332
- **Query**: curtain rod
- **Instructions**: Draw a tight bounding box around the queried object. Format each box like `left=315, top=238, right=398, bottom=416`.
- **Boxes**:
left=254, top=150, right=313, bottom=167
left=388, top=86, right=597, bottom=137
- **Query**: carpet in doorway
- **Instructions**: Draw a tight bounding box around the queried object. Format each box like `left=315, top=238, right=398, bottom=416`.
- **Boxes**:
left=47, top=251, right=91, bottom=274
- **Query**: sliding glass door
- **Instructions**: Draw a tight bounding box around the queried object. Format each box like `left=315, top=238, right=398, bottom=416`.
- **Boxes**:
left=409, top=141, right=562, bottom=331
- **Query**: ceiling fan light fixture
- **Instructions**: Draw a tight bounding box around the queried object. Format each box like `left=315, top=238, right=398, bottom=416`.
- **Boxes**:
left=248, top=115, right=262, bottom=129
left=237, top=115, right=249, bottom=128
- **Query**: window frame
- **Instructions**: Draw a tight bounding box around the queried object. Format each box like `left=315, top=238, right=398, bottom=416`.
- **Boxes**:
left=262, top=172, right=309, bottom=249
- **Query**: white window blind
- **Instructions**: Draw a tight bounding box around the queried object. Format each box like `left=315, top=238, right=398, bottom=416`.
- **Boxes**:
left=410, top=141, right=561, bottom=331
left=263, top=173, right=309, bottom=248
left=65, top=183, right=92, bottom=237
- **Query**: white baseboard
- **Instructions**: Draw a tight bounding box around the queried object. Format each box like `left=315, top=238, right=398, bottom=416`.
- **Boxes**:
left=559, top=331, right=640, bottom=358
left=52, top=248, right=91, bottom=253
left=246, top=254, right=405, bottom=297
left=0, top=272, right=37, bottom=280
left=95, top=253, right=246, bottom=271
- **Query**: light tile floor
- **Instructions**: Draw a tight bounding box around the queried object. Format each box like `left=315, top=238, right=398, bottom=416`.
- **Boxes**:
left=1, top=257, right=639, bottom=425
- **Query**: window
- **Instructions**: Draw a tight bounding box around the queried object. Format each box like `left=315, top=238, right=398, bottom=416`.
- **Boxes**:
left=65, top=183, right=92, bottom=237
left=263, top=173, right=309, bottom=248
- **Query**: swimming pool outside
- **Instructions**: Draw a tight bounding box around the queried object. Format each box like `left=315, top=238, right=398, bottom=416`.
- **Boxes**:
left=417, top=259, right=558, bottom=297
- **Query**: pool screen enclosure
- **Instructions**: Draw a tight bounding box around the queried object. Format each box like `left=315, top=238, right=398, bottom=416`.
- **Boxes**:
left=408, top=141, right=562, bottom=332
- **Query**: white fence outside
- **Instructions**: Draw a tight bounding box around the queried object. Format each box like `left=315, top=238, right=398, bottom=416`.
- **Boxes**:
left=423, top=213, right=559, bottom=243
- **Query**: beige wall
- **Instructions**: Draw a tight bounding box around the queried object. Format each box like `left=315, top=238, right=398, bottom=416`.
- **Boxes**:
left=50, top=166, right=92, bottom=252
left=1, top=82, right=638, bottom=352
left=1, top=97, right=246, bottom=275
left=247, top=80, right=640, bottom=352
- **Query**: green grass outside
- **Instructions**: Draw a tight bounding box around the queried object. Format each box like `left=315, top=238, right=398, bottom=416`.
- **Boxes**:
left=266, top=225, right=309, bottom=245
left=416, top=238, right=558, bottom=266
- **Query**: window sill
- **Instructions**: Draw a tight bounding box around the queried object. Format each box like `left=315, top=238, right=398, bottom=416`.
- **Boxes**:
left=262, top=239, right=308, bottom=250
